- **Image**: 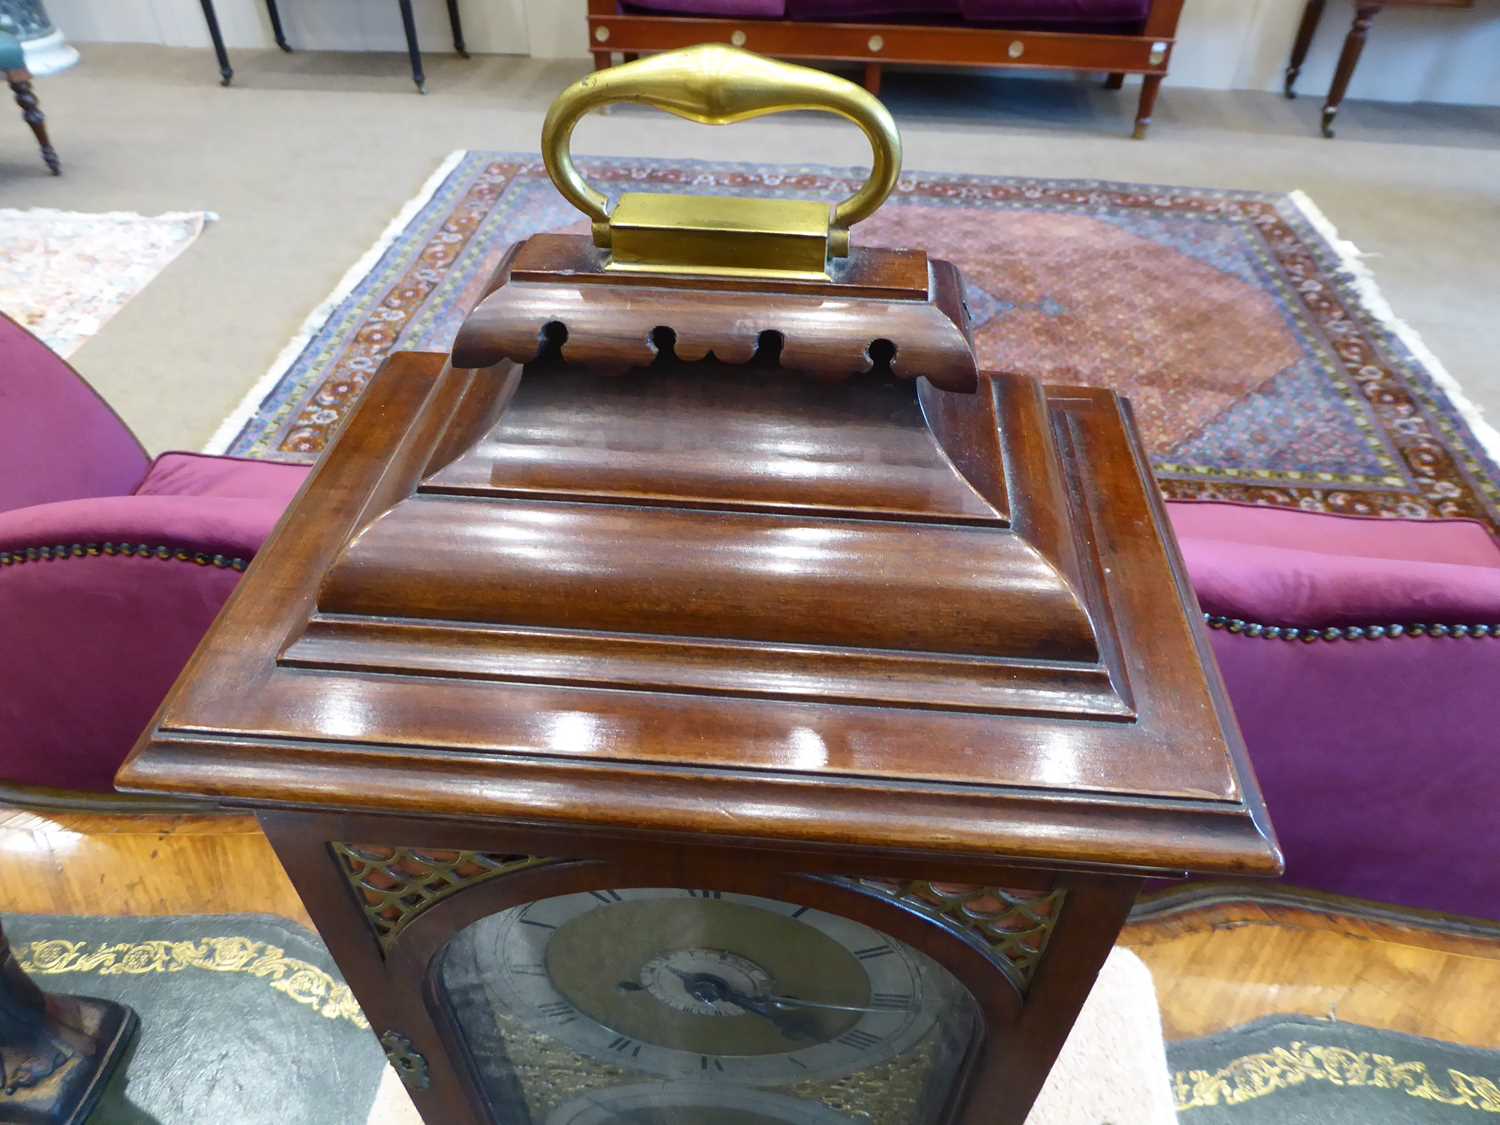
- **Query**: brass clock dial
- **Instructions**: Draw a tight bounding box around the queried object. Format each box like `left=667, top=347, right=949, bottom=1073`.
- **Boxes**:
left=476, top=889, right=942, bottom=1085
left=545, top=1084, right=856, bottom=1124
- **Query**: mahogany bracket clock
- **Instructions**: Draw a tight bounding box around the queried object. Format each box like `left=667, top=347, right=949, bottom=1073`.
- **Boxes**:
left=120, top=46, right=1280, bottom=1125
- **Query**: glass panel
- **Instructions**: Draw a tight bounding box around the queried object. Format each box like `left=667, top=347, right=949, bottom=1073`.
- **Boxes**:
left=437, top=888, right=983, bottom=1125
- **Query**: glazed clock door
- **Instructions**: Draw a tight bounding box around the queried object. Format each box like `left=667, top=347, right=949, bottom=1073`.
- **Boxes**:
left=435, top=888, right=984, bottom=1124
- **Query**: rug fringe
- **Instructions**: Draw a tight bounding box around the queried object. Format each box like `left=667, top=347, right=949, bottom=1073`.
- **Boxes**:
left=0, top=207, right=215, bottom=227
left=1288, top=188, right=1500, bottom=468
left=201, top=151, right=467, bottom=456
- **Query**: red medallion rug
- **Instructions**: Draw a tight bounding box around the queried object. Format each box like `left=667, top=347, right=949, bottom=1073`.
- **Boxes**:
left=211, top=152, right=1500, bottom=532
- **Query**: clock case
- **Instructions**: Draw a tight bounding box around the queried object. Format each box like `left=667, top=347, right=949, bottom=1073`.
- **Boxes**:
left=119, top=231, right=1280, bottom=1124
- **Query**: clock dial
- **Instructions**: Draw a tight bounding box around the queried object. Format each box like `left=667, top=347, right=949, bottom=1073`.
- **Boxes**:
left=546, top=1083, right=856, bottom=1124
left=472, top=889, right=940, bottom=1084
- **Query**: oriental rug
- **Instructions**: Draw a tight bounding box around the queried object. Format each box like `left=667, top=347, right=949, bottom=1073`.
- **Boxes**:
left=0, top=207, right=212, bottom=357
left=1169, top=1015, right=1500, bottom=1121
left=211, top=152, right=1500, bottom=532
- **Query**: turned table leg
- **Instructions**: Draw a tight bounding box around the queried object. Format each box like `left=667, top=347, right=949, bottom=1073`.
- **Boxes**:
left=1323, top=3, right=1383, bottom=137
left=1133, top=73, right=1163, bottom=139
left=0, top=920, right=137, bottom=1122
left=6, top=71, right=58, bottom=176
left=1284, top=0, right=1326, bottom=97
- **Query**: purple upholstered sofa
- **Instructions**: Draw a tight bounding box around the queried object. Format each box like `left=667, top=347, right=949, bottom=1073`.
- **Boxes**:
left=3, top=314, right=1498, bottom=921
left=0, top=313, right=306, bottom=796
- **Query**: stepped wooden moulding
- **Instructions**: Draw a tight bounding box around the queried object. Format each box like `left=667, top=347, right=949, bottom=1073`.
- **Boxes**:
left=120, top=46, right=1278, bottom=1125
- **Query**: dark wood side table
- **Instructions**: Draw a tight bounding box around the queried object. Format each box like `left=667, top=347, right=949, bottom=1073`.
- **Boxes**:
left=197, top=0, right=467, bottom=93
left=1284, top=0, right=1478, bottom=137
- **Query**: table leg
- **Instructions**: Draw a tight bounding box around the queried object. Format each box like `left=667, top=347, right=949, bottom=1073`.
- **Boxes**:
left=397, top=0, right=426, bottom=94
left=1132, top=73, right=1163, bottom=140
left=863, top=62, right=882, bottom=95
left=7, top=72, right=59, bottom=175
left=1284, top=0, right=1325, bottom=97
left=446, top=0, right=468, bottom=58
left=0, top=920, right=137, bottom=1122
left=1322, top=2, right=1383, bottom=138
left=264, top=0, right=291, bottom=52
left=197, top=0, right=233, bottom=86
left=1104, top=72, right=1125, bottom=90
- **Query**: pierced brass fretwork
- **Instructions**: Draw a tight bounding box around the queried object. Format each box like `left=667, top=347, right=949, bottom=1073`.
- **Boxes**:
left=840, top=877, right=1067, bottom=992
left=331, top=844, right=557, bottom=953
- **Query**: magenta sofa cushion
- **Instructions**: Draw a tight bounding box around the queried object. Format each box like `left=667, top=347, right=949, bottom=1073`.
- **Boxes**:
left=134, top=450, right=310, bottom=505
left=624, top=0, right=1148, bottom=21
left=623, top=0, right=787, bottom=16
left=0, top=454, right=312, bottom=794
left=1177, top=516, right=1500, bottom=626
left=959, top=0, right=1150, bottom=22
left=785, top=0, right=961, bottom=18
left=0, top=314, right=150, bottom=512
left=1168, top=502, right=1500, bottom=920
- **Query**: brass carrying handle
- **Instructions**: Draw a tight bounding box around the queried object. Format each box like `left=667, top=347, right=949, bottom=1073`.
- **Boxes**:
left=541, top=44, right=902, bottom=256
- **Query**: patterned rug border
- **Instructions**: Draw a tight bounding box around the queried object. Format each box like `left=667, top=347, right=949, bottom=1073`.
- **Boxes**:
left=1285, top=188, right=1500, bottom=480
left=204, top=152, right=1500, bottom=526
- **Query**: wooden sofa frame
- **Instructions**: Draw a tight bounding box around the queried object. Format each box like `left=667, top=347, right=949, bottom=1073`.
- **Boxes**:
left=586, top=0, right=1185, bottom=138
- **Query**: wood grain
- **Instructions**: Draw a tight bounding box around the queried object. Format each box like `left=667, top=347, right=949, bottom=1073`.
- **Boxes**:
left=1122, top=885, right=1500, bottom=1049
left=0, top=807, right=312, bottom=930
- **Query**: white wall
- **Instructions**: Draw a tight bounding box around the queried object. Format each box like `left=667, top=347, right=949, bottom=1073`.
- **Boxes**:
left=1172, top=0, right=1500, bottom=106
left=46, top=0, right=530, bottom=55
left=43, top=0, right=1500, bottom=106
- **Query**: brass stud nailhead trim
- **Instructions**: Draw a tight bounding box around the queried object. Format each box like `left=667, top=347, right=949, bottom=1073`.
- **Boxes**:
left=1204, top=613, right=1497, bottom=641
left=0, top=543, right=248, bottom=572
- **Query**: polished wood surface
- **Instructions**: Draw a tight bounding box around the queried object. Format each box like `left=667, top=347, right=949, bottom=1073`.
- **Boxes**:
left=586, top=0, right=1186, bottom=138
left=0, top=807, right=312, bottom=929
left=118, top=342, right=1275, bottom=877
left=1123, top=884, right=1500, bottom=1050
left=454, top=234, right=976, bottom=386
left=1283, top=0, right=1479, bottom=137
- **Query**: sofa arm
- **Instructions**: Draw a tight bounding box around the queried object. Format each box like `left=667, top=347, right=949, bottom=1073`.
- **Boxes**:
left=0, top=494, right=286, bottom=793
left=1169, top=502, right=1500, bottom=629
left=1168, top=501, right=1500, bottom=919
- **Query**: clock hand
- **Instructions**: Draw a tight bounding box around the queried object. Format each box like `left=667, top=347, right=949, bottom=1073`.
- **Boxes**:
left=664, top=969, right=821, bottom=1041
left=767, top=994, right=910, bottom=1015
